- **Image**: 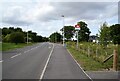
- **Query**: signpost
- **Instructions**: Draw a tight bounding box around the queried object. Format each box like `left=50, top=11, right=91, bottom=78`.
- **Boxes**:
left=61, top=15, right=65, bottom=47
left=75, top=24, right=80, bottom=49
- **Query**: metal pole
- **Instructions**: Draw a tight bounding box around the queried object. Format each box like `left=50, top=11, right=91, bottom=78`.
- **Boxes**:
left=27, top=26, right=28, bottom=44
left=62, top=15, right=65, bottom=46
left=77, top=31, right=78, bottom=49
left=56, top=31, right=57, bottom=43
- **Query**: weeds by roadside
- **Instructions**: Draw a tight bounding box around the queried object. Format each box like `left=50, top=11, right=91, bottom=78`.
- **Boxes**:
left=67, top=42, right=118, bottom=71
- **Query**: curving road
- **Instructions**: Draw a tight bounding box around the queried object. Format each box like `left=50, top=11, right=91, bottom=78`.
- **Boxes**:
left=2, top=42, right=92, bottom=81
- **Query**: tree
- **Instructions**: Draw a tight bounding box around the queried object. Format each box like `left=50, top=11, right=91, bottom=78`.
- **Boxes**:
left=49, top=32, right=62, bottom=42
left=10, top=32, right=25, bottom=44
left=99, top=22, right=111, bottom=46
left=3, top=34, right=11, bottom=42
left=36, top=35, right=43, bottom=42
left=110, top=24, right=120, bottom=45
left=61, top=26, right=75, bottom=40
left=42, top=37, right=49, bottom=42
left=77, top=21, right=91, bottom=42
left=14, top=27, right=22, bottom=32
left=2, top=28, right=11, bottom=36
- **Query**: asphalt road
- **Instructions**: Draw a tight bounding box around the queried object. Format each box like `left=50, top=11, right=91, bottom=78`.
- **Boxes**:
left=2, top=42, right=92, bottom=80
left=3, top=42, right=53, bottom=79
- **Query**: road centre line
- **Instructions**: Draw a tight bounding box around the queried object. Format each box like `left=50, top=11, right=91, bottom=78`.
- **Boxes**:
left=67, top=49, right=93, bottom=81
left=0, top=60, right=3, bottom=63
left=39, top=43, right=54, bottom=80
left=10, top=43, right=44, bottom=59
left=11, top=53, right=21, bottom=58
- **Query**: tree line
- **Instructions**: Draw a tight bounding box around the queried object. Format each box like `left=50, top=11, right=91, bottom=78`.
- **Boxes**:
left=49, top=21, right=120, bottom=45
left=99, top=22, right=120, bottom=45
left=1, top=27, right=48, bottom=44
left=49, top=21, right=91, bottom=43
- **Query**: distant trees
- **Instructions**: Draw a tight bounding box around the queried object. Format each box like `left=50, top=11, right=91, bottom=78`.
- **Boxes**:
left=2, top=27, right=48, bottom=44
left=10, top=32, right=25, bottom=44
left=49, top=32, right=62, bottom=43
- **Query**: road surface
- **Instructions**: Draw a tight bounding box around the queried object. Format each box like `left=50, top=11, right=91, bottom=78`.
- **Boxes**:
left=2, top=42, right=92, bottom=81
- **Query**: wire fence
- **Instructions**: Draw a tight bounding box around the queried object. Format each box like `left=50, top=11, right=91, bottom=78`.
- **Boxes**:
left=67, top=42, right=119, bottom=70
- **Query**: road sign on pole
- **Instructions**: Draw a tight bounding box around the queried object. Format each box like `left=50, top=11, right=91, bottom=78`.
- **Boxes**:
left=75, top=24, right=80, bottom=49
left=62, top=15, right=65, bottom=47
left=75, top=24, right=80, bottom=30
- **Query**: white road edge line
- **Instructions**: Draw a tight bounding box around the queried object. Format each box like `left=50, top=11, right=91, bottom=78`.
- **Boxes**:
left=39, top=43, right=54, bottom=80
left=67, top=49, right=93, bottom=81
left=11, top=53, right=21, bottom=58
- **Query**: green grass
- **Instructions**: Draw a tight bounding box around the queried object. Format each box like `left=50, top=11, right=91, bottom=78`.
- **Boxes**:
left=67, top=42, right=118, bottom=71
left=1, top=43, right=36, bottom=51
left=68, top=46, right=105, bottom=71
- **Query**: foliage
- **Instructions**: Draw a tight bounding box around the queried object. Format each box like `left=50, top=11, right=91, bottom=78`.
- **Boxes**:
left=110, top=24, right=120, bottom=45
left=2, top=27, right=47, bottom=43
left=99, top=22, right=111, bottom=46
left=10, top=32, right=25, bottom=44
left=3, top=34, right=11, bottom=42
left=61, top=26, right=75, bottom=40
left=49, top=32, right=62, bottom=42
left=77, top=21, right=91, bottom=42
left=42, top=37, right=49, bottom=42
left=67, top=42, right=118, bottom=71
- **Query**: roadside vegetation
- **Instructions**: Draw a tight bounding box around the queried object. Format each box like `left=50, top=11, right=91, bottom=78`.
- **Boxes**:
left=67, top=42, right=118, bottom=71
left=2, top=43, right=35, bottom=51
left=0, top=27, right=49, bottom=51
left=49, top=21, right=120, bottom=71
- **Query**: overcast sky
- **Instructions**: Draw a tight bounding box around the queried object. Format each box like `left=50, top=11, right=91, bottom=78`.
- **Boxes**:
left=0, top=0, right=119, bottom=37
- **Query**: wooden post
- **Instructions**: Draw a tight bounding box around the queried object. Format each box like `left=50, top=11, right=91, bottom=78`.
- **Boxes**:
left=96, top=47, right=98, bottom=57
left=113, top=49, right=118, bottom=71
left=88, top=46, right=90, bottom=56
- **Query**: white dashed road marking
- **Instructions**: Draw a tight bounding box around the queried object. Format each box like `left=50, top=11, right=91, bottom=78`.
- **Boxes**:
left=11, top=53, right=21, bottom=58
left=0, top=60, right=3, bottom=63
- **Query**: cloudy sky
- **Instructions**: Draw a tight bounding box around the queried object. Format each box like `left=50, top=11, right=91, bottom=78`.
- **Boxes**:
left=0, top=0, right=119, bottom=37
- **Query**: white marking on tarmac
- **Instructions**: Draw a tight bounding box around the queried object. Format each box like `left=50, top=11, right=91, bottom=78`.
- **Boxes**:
left=10, top=43, right=45, bottom=59
left=23, top=45, right=42, bottom=54
left=11, top=53, right=21, bottom=58
left=0, top=60, right=3, bottom=63
left=24, top=50, right=31, bottom=53
left=67, top=49, right=93, bottom=81
left=39, top=44, right=54, bottom=80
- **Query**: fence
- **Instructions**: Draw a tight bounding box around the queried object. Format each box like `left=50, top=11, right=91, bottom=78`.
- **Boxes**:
left=67, top=42, right=118, bottom=70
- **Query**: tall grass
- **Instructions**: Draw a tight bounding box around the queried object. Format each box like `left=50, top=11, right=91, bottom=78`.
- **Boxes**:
left=67, top=41, right=118, bottom=70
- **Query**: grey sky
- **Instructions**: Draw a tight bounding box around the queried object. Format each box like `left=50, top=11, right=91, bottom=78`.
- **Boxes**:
left=1, top=0, right=119, bottom=37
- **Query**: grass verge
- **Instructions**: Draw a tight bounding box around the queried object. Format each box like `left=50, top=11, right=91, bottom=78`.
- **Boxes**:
left=1, top=43, right=36, bottom=51
left=67, top=46, right=106, bottom=71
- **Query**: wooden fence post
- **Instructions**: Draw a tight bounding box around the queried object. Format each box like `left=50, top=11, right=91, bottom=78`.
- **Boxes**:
left=96, top=47, right=98, bottom=57
left=88, top=46, right=90, bottom=56
left=113, top=49, right=118, bottom=71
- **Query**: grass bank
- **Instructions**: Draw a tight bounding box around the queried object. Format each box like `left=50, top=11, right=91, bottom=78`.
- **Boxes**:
left=67, top=42, right=118, bottom=71
left=1, top=43, right=36, bottom=51
left=67, top=46, right=104, bottom=71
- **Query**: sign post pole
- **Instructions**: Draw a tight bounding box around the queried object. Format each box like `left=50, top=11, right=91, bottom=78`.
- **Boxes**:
left=62, top=15, right=65, bottom=47
left=75, top=24, right=80, bottom=49
left=77, top=31, right=78, bottom=49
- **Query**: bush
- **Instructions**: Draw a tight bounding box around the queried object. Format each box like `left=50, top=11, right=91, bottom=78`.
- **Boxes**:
left=10, top=32, right=25, bottom=44
left=3, top=34, right=11, bottom=42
